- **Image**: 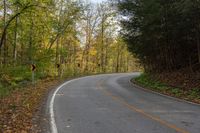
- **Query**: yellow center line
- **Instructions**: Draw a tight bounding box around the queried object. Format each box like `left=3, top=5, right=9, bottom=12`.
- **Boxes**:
left=96, top=80, right=189, bottom=133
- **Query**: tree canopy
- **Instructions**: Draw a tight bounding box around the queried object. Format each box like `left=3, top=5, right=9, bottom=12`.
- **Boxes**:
left=117, top=0, right=200, bottom=73
left=0, top=0, right=139, bottom=96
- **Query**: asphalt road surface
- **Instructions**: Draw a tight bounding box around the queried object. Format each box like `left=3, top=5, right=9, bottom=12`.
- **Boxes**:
left=49, top=73, right=200, bottom=133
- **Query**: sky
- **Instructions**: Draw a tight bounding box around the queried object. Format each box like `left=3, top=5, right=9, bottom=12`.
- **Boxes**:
left=91, top=0, right=106, bottom=3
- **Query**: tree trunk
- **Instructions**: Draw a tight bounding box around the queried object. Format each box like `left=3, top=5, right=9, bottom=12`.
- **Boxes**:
left=2, top=0, right=7, bottom=65
left=196, top=30, right=200, bottom=63
left=126, top=55, right=129, bottom=72
left=28, top=19, right=34, bottom=62
left=56, top=38, right=60, bottom=77
left=13, top=6, right=19, bottom=65
left=85, top=18, right=90, bottom=73
left=104, top=39, right=108, bottom=73
left=101, top=15, right=105, bottom=72
left=116, top=44, right=120, bottom=73
left=73, top=43, right=77, bottom=76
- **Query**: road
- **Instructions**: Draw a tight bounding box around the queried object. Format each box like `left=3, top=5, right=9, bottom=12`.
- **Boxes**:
left=49, top=73, right=200, bottom=133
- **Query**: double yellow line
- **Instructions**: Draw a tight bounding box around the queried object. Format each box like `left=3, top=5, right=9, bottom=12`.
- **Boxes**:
left=96, top=80, right=189, bottom=133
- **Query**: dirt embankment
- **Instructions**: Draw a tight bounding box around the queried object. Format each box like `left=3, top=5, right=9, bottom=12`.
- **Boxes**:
left=154, top=71, right=200, bottom=90
left=134, top=69, right=200, bottom=104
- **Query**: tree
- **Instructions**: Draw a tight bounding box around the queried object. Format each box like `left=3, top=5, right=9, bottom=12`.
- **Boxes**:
left=0, top=0, right=138, bottom=91
left=117, top=0, right=200, bottom=73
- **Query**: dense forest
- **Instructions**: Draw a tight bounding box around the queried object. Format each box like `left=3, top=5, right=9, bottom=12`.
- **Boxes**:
left=1, top=0, right=200, bottom=95
left=117, top=0, right=200, bottom=73
left=0, top=0, right=139, bottom=96
left=1, top=1, right=200, bottom=132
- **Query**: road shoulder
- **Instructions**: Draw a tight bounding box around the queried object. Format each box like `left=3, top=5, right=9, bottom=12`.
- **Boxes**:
left=131, top=75, right=200, bottom=106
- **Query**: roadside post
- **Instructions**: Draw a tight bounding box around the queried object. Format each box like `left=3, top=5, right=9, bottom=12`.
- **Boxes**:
left=56, top=63, right=60, bottom=78
left=31, top=64, right=36, bottom=85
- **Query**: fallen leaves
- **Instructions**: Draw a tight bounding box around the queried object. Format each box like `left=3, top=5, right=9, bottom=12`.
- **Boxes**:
left=153, top=71, right=200, bottom=89
left=0, top=78, right=60, bottom=133
left=135, top=71, right=200, bottom=104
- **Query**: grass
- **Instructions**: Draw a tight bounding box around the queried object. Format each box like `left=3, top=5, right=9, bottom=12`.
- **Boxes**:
left=134, top=73, right=200, bottom=103
left=0, top=65, right=53, bottom=98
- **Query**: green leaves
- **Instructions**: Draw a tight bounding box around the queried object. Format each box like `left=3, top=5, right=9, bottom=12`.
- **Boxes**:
left=0, top=0, right=139, bottom=96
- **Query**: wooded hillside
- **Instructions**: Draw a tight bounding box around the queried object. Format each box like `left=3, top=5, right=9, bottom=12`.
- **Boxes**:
left=117, top=0, right=200, bottom=73
left=117, top=0, right=200, bottom=90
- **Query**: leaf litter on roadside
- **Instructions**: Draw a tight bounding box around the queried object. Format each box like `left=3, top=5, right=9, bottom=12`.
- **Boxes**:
left=0, top=78, right=60, bottom=133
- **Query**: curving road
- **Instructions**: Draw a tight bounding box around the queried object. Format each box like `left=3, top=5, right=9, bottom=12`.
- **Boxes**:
left=49, top=73, right=200, bottom=133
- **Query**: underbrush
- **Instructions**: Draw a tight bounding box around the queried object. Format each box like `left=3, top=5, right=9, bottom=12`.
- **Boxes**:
left=0, top=64, right=97, bottom=98
left=0, top=65, right=56, bottom=98
left=134, top=73, right=200, bottom=103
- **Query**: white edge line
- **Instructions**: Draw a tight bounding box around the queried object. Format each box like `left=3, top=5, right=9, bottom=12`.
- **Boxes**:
left=129, top=78, right=200, bottom=106
left=49, top=73, right=118, bottom=133
left=49, top=78, right=80, bottom=133
left=49, top=73, right=139, bottom=133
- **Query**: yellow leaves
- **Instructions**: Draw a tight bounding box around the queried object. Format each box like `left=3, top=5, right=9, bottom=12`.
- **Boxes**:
left=89, top=49, right=97, bottom=56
